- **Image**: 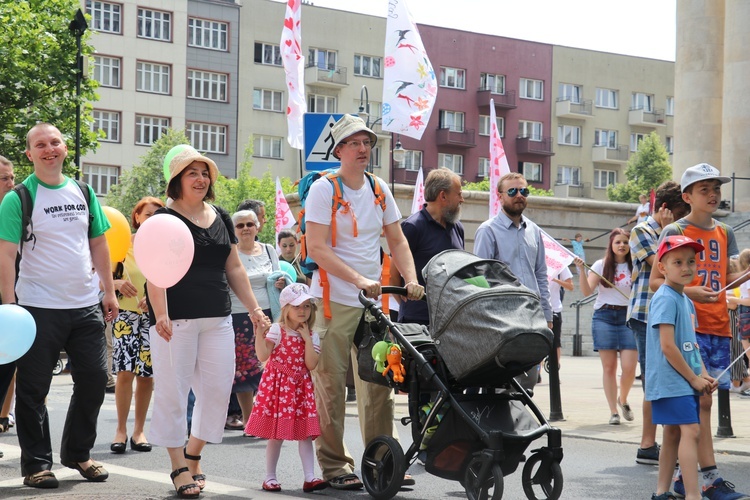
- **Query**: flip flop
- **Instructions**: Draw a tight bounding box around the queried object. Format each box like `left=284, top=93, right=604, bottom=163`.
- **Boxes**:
left=328, top=473, right=363, bottom=490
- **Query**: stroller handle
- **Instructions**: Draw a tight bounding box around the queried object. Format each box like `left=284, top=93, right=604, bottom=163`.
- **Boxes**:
left=358, top=286, right=424, bottom=308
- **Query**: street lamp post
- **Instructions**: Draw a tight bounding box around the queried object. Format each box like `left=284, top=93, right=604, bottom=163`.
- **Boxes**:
left=69, top=8, right=88, bottom=180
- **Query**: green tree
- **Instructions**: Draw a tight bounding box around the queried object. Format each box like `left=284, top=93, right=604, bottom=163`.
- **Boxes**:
left=0, top=0, right=100, bottom=179
left=105, top=129, right=190, bottom=218
left=462, top=177, right=554, bottom=196
left=607, top=131, right=672, bottom=202
left=213, top=141, right=295, bottom=244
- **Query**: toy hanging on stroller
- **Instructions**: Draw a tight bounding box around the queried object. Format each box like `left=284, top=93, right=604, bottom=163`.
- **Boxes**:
left=356, top=250, right=564, bottom=500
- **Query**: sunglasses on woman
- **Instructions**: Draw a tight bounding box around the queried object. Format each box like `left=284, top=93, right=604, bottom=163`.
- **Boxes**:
left=503, top=187, right=530, bottom=198
left=235, top=222, right=257, bottom=229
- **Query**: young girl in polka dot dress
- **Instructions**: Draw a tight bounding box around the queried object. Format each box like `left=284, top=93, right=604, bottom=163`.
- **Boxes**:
left=245, top=283, right=327, bottom=493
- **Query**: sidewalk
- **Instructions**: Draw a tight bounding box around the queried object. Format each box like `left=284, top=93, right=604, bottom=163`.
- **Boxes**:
left=393, top=356, right=750, bottom=457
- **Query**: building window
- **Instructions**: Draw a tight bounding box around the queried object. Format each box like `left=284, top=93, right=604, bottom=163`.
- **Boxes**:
left=666, top=96, right=674, bottom=116
left=254, top=42, right=281, bottom=66
left=309, top=48, right=337, bottom=70
left=187, top=122, right=227, bottom=154
left=480, top=73, right=505, bottom=94
left=594, top=169, right=617, bottom=188
left=308, top=94, right=336, bottom=113
left=557, top=166, right=581, bottom=186
left=188, top=18, right=228, bottom=51
left=439, top=153, right=463, bottom=174
left=137, top=8, right=171, bottom=42
left=557, top=125, right=581, bottom=146
left=403, top=150, right=422, bottom=171
left=253, top=135, right=283, bottom=159
left=136, top=61, right=170, bottom=94
left=479, top=115, right=504, bottom=137
left=135, top=115, right=169, bottom=146
left=522, top=162, right=542, bottom=182
left=630, top=133, right=647, bottom=152
left=187, top=70, right=228, bottom=102
left=478, top=157, right=490, bottom=178
left=558, top=83, right=582, bottom=103
left=440, top=67, right=466, bottom=89
left=92, top=110, right=120, bottom=142
left=83, top=164, right=119, bottom=196
left=370, top=146, right=382, bottom=169
left=666, top=136, right=674, bottom=154
left=631, top=92, right=654, bottom=112
left=439, top=110, right=465, bottom=132
left=86, top=1, right=121, bottom=34
left=93, top=55, right=121, bottom=88
left=253, top=89, right=283, bottom=112
left=594, top=129, right=618, bottom=149
left=518, top=120, right=543, bottom=141
left=354, top=55, right=381, bottom=78
left=595, top=88, right=618, bottom=109
left=520, top=78, right=543, bottom=100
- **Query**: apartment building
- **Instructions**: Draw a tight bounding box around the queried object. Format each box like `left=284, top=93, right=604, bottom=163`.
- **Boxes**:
left=80, top=0, right=240, bottom=195
left=81, top=0, right=675, bottom=202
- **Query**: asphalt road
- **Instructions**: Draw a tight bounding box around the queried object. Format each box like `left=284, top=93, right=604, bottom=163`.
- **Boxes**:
left=2, top=375, right=750, bottom=499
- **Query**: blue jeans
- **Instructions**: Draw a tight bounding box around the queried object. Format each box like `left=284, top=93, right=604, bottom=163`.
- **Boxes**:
left=628, top=319, right=647, bottom=391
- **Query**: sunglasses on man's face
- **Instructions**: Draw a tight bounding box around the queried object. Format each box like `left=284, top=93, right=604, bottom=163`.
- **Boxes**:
left=503, top=187, right=530, bottom=198
left=235, top=222, right=256, bottom=229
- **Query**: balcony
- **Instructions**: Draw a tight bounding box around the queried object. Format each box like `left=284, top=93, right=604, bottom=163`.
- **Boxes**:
left=304, top=64, right=348, bottom=88
left=436, top=128, right=476, bottom=148
left=592, top=144, right=629, bottom=164
left=554, top=182, right=592, bottom=199
left=476, top=89, right=517, bottom=109
left=628, top=107, right=666, bottom=127
left=516, top=135, right=554, bottom=156
left=555, top=98, right=593, bottom=119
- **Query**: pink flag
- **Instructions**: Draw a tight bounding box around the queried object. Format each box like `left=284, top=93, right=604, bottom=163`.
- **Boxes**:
left=540, top=230, right=575, bottom=280
left=381, top=0, right=437, bottom=140
left=280, top=0, right=306, bottom=149
left=489, top=98, right=511, bottom=217
left=410, top=167, right=425, bottom=214
left=275, top=177, right=294, bottom=251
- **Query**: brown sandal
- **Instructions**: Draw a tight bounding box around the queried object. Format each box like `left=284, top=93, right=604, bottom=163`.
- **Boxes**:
left=23, top=470, right=59, bottom=489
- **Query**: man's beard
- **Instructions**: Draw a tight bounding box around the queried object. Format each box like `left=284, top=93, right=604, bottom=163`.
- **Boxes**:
left=443, top=204, right=462, bottom=225
left=502, top=200, right=526, bottom=218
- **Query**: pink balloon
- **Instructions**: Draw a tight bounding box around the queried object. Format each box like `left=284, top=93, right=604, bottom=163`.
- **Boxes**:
left=133, top=214, right=195, bottom=288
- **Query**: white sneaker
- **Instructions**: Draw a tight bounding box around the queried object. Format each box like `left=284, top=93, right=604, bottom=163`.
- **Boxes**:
left=618, top=400, right=634, bottom=421
left=609, top=414, right=621, bottom=425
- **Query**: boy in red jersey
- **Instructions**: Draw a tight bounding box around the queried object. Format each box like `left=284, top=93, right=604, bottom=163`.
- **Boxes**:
left=651, top=163, right=750, bottom=499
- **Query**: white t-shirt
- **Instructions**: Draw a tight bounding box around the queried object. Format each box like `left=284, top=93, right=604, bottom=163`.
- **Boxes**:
left=265, top=323, right=321, bottom=353
left=635, top=202, right=650, bottom=224
left=591, top=259, right=632, bottom=309
left=305, top=175, right=401, bottom=308
left=740, top=280, right=750, bottom=300
left=548, top=267, right=572, bottom=313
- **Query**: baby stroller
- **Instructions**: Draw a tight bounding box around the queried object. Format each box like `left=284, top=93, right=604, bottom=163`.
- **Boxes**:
left=356, top=250, right=563, bottom=500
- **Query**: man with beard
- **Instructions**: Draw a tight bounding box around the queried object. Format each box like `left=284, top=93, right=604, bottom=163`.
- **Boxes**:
left=390, top=167, right=465, bottom=325
left=474, top=172, right=553, bottom=329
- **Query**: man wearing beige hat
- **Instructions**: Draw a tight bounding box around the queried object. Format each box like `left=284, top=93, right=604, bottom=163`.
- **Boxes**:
left=305, top=114, right=424, bottom=489
left=0, top=123, right=118, bottom=488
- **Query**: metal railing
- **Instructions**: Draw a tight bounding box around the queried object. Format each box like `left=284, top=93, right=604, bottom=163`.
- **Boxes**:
left=730, top=173, right=750, bottom=212
left=569, top=292, right=597, bottom=356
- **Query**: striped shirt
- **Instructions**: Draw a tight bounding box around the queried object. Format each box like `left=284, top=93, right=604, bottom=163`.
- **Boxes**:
left=628, top=217, right=662, bottom=323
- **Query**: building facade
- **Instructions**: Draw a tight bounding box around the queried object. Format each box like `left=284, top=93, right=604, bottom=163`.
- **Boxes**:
left=81, top=0, right=676, bottom=203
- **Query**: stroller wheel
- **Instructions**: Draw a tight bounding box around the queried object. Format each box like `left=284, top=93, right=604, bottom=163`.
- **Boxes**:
left=521, top=452, right=563, bottom=500
left=464, top=457, right=503, bottom=500
left=361, top=435, right=405, bottom=500
left=52, top=359, right=64, bottom=376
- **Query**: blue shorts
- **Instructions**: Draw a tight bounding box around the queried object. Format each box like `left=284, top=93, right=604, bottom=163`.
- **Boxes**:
left=696, top=333, right=731, bottom=390
left=651, top=395, right=700, bottom=425
left=739, top=305, right=750, bottom=340
left=592, top=308, right=636, bottom=351
left=628, top=319, right=648, bottom=390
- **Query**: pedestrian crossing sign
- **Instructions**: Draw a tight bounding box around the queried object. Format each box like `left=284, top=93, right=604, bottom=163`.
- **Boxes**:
left=304, top=113, right=343, bottom=171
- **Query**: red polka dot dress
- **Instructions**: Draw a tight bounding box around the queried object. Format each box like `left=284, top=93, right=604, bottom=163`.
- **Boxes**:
left=245, top=324, right=321, bottom=440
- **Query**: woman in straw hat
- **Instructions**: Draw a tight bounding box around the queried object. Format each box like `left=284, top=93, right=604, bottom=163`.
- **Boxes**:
left=146, top=147, right=271, bottom=499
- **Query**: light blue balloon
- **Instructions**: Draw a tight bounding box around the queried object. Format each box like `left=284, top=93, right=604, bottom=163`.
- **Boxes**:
left=279, top=261, right=297, bottom=282
left=0, top=305, right=36, bottom=364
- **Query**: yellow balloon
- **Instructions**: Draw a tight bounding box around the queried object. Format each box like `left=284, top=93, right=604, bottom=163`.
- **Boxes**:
left=102, top=206, right=131, bottom=263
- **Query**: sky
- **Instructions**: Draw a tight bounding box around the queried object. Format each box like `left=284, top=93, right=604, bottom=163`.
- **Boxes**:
left=304, top=0, right=677, bottom=61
